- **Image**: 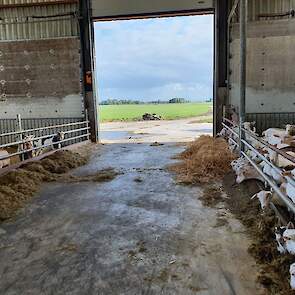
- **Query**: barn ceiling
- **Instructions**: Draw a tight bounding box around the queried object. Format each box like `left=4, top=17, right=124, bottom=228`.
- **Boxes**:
left=91, top=0, right=214, bottom=20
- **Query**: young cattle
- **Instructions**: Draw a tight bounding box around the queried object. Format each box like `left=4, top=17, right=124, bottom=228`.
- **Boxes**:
left=275, top=226, right=288, bottom=254
left=236, top=164, right=265, bottom=184
left=22, top=135, right=35, bottom=160
left=0, top=149, right=10, bottom=168
left=273, top=222, right=295, bottom=256
left=283, top=223, right=295, bottom=255
left=251, top=190, right=272, bottom=210
left=42, top=132, right=65, bottom=150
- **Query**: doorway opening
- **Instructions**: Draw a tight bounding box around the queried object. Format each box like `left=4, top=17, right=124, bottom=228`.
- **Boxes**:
left=93, top=14, right=214, bottom=144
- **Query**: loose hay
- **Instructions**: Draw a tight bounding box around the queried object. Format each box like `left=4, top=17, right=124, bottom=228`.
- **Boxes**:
left=199, top=185, right=223, bottom=207
left=0, top=150, right=117, bottom=221
left=169, top=135, right=236, bottom=184
left=222, top=173, right=295, bottom=295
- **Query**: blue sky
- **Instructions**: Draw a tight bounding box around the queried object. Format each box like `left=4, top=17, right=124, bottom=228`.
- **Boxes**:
left=94, top=15, right=213, bottom=102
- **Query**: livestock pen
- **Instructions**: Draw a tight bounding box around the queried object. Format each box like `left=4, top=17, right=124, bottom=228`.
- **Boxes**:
left=0, top=113, right=90, bottom=170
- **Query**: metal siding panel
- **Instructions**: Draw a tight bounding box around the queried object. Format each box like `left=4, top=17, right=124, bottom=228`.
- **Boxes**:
left=230, top=0, right=295, bottom=22
left=246, top=112, right=295, bottom=134
left=0, top=117, right=86, bottom=145
left=0, top=3, right=78, bottom=40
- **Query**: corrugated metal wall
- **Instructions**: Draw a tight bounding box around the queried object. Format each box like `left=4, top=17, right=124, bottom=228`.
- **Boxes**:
left=0, top=2, right=78, bottom=40
left=231, top=0, right=295, bottom=22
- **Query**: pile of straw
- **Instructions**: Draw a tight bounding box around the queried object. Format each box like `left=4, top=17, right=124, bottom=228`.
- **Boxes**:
left=170, top=135, right=235, bottom=184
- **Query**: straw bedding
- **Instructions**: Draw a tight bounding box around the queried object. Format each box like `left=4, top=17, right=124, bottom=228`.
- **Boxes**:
left=0, top=150, right=118, bottom=221
left=169, top=135, right=236, bottom=184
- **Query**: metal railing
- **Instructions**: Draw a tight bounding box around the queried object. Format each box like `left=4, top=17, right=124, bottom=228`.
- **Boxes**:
left=222, top=117, right=295, bottom=215
left=0, top=113, right=90, bottom=164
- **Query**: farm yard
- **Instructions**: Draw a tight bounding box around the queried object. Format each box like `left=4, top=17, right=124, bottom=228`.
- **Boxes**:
left=99, top=102, right=212, bottom=122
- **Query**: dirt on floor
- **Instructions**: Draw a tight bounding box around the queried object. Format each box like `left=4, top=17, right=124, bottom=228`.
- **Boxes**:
left=171, top=138, right=295, bottom=295
left=0, top=149, right=118, bottom=221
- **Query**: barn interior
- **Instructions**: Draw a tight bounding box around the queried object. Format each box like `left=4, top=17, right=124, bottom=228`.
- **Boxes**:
left=1, top=1, right=295, bottom=294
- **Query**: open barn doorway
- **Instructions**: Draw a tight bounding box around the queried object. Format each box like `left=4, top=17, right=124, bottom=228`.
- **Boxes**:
left=93, top=14, right=214, bottom=144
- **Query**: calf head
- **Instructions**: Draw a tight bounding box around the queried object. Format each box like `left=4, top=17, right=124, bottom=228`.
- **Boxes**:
left=23, top=135, right=34, bottom=150
left=286, top=124, right=295, bottom=136
left=243, top=121, right=256, bottom=132
left=251, top=191, right=272, bottom=210
left=57, top=131, right=65, bottom=141
left=283, top=223, right=295, bottom=254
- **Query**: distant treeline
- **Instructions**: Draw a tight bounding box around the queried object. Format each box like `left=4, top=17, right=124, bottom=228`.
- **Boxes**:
left=100, top=98, right=193, bottom=105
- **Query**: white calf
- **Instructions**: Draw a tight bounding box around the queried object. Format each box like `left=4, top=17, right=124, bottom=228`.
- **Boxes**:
left=275, top=226, right=288, bottom=254
left=276, top=152, right=295, bottom=168
left=231, top=157, right=248, bottom=174
left=283, top=229, right=295, bottom=255
left=0, top=149, right=10, bottom=168
left=263, top=127, right=288, bottom=139
left=251, top=190, right=272, bottom=210
left=218, top=127, right=231, bottom=139
left=236, top=164, right=265, bottom=184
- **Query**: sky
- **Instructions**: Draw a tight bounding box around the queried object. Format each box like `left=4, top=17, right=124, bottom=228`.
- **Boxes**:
left=94, top=15, right=213, bottom=102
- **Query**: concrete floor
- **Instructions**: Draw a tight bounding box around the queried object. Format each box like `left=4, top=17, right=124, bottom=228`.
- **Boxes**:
left=0, top=120, right=261, bottom=295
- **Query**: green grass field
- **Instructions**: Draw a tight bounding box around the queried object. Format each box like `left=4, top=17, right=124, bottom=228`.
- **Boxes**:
left=99, top=103, right=212, bottom=122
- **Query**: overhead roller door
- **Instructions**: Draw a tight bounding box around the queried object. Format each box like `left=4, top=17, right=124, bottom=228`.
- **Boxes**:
left=91, top=0, right=214, bottom=19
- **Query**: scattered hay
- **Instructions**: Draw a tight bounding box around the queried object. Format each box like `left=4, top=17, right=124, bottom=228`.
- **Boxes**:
left=36, top=150, right=88, bottom=174
left=222, top=173, right=295, bottom=295
left=199, top=185, right=223, bottom=207
left=0, top=150, right=90, bottom=221
left=169, top=135, right=236, bottom=184
left=64, top=168, right=119, bottom=183
left=213, top=217, right=229, bottom=228
left=56, top=243, right=78, bottom=252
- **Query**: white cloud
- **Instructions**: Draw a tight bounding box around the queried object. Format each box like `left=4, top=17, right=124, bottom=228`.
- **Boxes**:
left=94, top=15, right=213, bottom=102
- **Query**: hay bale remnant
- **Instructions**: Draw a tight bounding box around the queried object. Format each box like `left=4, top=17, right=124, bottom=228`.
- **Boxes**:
left=169, top=135, right=236, bottom=184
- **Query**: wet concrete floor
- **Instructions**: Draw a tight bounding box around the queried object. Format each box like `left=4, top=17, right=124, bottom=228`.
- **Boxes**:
left=0, top=121, right=261, bottom=294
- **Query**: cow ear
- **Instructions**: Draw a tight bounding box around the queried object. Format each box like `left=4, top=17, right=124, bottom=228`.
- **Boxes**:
left=251, top=193, right=257, bottom=200
left=287, top=222, right=295, bottom=229
left=266, top=192, right=272, bottom=199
